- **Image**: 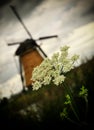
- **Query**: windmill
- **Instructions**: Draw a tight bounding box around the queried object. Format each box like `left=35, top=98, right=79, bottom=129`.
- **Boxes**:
left=8, top=5, right=58, bottom=91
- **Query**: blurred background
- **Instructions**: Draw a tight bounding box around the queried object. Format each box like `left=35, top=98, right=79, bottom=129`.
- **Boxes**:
left=0, top=0, right=94, bottom=99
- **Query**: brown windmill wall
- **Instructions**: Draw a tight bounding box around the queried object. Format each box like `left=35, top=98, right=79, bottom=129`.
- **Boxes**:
left=20, top=49, right=44, bottom=87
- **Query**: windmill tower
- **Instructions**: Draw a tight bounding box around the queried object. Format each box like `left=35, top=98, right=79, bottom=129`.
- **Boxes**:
left=8, top=5, right=58, bottom=91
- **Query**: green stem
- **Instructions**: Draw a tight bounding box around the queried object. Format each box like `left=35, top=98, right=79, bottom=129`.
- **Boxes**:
left=70, top=102, right=80, bottom=121
left=66, top=117, right=82, bottom=127
left=84, top=96, right=88, bottom=121
left=63, top=82, right=80, bottom=121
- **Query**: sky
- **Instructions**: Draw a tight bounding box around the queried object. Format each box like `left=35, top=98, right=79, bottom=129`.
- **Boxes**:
left=0, top=0, right=94, bottom=99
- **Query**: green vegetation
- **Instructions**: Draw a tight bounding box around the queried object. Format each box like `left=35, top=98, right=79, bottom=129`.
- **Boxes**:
left=0, top=57, right=94, bottom=129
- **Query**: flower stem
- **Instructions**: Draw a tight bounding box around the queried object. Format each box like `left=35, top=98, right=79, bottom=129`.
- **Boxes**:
left=66, top=117, right=82, bottom=127
left=70, top=102, right=80, bottom=121
left=84, top=96, right=88, bottom=121
left=63, top=82, right=80, bottom=121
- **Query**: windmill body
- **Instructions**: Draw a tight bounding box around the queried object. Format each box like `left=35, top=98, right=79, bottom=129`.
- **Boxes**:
left=8, top=5, right=58, bottom=91
left=15, top=39, right=45, bottom=90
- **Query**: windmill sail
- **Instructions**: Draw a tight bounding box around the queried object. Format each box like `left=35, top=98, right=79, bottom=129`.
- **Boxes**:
left=10, top=5, right=32, bottom=38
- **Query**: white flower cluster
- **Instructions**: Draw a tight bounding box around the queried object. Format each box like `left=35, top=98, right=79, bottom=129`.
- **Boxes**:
left=31, top=45, right=79, bottom=90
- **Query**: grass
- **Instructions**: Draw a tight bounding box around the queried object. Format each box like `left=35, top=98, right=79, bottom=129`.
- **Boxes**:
left=0, top=57, right=94, bottom=129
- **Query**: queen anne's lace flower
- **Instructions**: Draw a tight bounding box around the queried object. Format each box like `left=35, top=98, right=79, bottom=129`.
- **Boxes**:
left=63, top=62, right=73, bottom=73
left=71, top=55, right=79, bottom=62
left=31, top=45, right=79, bottom=90
left=42, top=76, right=52, bottom=85
left=60, top=45, right=70, bottom=52
left=32, top=81, right=42, bottom=90
left=53, top=75, right=65, bottom=86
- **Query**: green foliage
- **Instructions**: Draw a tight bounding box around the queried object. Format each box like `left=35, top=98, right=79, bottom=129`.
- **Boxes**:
left=79, top=85, right=88, bottom=99
left=60, top=85, right=88, bottom=125
left=64, top=94, right=71, bottom=105
left=31, top=45, right=89, bottom=126
left=60, top=107, right=68, bottom=119
left=0, top=55, right=93, bottom=128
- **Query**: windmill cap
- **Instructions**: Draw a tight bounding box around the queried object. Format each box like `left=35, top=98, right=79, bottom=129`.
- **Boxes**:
left=15, top=39, right=37, bottom=56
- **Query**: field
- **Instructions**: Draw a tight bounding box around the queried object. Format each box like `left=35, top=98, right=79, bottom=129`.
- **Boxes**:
left=0, top=57, right=94, bottom=129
